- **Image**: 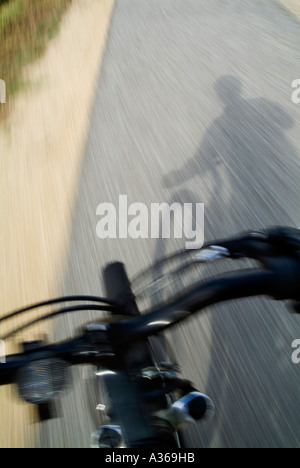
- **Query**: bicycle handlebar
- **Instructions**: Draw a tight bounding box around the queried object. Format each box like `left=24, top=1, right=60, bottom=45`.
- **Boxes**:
left=205, top=226, right=300, bottom=259
left=109, top=249, right=300, bottom=346
left=109, top=268, right=275, bottom=347
left=0, top=226, right=299, bottom=386
left=1, top=266, right=299, bottom=385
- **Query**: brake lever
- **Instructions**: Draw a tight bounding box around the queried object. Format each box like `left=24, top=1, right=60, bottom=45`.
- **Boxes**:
left=203, top=227, right=300, bottom=260
left=199, top=232, right=269, bottom=260
left=195, top=245, right=231, bottom=262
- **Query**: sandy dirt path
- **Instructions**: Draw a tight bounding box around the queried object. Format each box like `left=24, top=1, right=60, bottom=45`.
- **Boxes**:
left=0, top=0, right=115, bottom=448
left=278, top=0, right=300, bottom=18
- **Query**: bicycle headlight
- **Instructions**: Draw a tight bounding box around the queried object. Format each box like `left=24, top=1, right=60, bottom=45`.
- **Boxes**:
left=16, top=358, right=71, bottom=404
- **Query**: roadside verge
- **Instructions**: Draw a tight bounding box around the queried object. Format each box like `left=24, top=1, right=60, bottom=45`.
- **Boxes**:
left=277, top=0, right=300, bottom=18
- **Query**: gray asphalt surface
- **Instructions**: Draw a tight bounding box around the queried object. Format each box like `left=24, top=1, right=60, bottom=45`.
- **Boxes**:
left=38, top=0, right=300, bottom=447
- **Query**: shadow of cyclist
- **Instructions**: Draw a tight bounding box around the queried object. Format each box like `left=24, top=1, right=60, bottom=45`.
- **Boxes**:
left=163, top=75, right=299, bottom=235
left=162, top=76, right=300, bottom=447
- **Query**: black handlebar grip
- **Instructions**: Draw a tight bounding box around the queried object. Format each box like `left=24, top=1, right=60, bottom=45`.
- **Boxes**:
left=214, top=226, right=300, bottom=260
left=265, top=227, right=300, bottom=253
left=103, top=262, right=140, bottom=317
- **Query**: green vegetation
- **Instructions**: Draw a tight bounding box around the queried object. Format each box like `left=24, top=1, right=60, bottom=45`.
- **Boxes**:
left=0, top=0, right=71, bottom=102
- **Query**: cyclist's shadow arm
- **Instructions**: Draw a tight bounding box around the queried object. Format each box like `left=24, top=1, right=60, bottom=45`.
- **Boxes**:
left=163, top=158, right=197, bottom=188
left=163, top=140, right=220, bottom=189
